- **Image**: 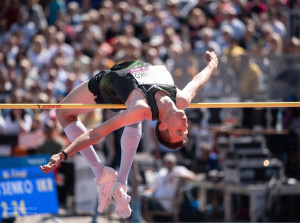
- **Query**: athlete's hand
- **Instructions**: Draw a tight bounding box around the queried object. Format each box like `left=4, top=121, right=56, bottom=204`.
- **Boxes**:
left=205, top=51, right=218, bottom=70
left=40, top=153, right=64, bottom=173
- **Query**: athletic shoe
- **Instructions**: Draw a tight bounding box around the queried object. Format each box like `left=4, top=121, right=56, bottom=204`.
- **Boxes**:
left=112, top=182, right=132, bottom=218
left=95, top=166, right=118, bottom=213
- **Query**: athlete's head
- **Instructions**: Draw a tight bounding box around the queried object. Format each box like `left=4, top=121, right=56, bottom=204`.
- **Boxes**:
left=155, top=109, right=188, bottom=150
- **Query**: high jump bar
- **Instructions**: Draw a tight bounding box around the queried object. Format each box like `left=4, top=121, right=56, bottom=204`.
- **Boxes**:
left=0, top=102, right=300, bottom=109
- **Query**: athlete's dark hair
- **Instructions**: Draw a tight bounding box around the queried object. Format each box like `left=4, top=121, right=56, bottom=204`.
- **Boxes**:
left=155, top=121, right=188, bottom=150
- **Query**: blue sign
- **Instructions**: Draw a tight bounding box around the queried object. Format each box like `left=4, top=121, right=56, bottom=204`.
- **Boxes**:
left=0, top=155, right=59, bottom=220
left=0, top=155, right=51, bottom=169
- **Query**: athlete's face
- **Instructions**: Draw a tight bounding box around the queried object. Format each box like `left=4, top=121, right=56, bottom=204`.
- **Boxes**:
left=164, top=109, right=188, bottom=143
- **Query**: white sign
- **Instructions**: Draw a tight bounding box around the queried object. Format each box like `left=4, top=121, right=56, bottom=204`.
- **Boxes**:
left=129, top=65, right=174, bottom=85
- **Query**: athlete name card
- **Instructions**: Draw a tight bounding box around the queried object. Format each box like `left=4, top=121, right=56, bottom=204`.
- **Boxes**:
left=129, top=65, right=174, bottom=85
left=0, top=155, right=59, bottom=220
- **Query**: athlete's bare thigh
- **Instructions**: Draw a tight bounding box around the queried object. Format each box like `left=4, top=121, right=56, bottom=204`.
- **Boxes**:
left=58, top=80, right=96, bottom=118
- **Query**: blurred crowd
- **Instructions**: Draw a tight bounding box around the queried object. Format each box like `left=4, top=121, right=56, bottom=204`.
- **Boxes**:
left=0, top=0, right=299, bottom=160
left=0, top=0, right=299, bottom=163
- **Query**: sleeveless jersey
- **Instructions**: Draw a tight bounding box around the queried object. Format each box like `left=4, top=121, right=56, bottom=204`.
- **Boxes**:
left=88, top=61, right=177, bottom=120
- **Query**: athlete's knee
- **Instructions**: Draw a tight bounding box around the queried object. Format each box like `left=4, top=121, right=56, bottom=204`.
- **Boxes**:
left=56, top=109, right=77, bottom=128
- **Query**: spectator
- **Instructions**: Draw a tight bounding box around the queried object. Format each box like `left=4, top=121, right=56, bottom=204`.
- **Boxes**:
left=116, top=1, right=132, bottom=31
left=44, top=82, right=56, bottom=101
left=4, top=35, right=20, bottom=61
left=80, top=33, right=97, bottom=58
left=219, top=3, right=246, bottom=41
left=265, top=32, right=283, bottom=55
left=143, top=153, right=195, bottom=218
left=43, top=25, right=58, bottom=49
left=137, top=20, right=154, bottom=45
left=185, top=7, right=207, bottom=48
left=97, top=8, right=110, bottom=38
left=81, top=0, right=93, bottom=13
left=27, top=34, right=50, bottom=70
left=45, top=0, right=66, bottom=26
left=144, top=47, right=164, bottom=65
left=0, top=19, right=9, bottom=45
left=30, top=82, right=48, bottom=103
left=0, top=72, right=11, bottom=103
left=48, top=31, right=74, bottom=60
left=9, top=6, right=37, bottom=49
left=72, top=61, right=89, bottom=88
left=194, top=27, right=221, bottom=55
left=164, top=0, right=182, bottom=32
left=193, top=143, right=220, bottom=174
left=124, top=38, right=143, bottom=61
left=27, top=0, right=48, bottom=32
left=76, top=13, right=102, bottom=44
left=36, top=119, right=65, bottom=155
left=5, top=59, right=18, bottom=85
left=165, top=43, right=191, bottom=90
left=287, top=36, right=300, bottom=55
left=17, top=112, right=45, bottom=153
left=112, top=35, right=129, bottom=61
left=239, top=57, right=262, bottom=101
left=51, top=54, right=69, bottom=85
left=68, top=43, right=91, bottom=69
left=18, top=57, right=39, bottom=92
left=151, top=6, right=165, bottom=37
left=30, top=112, right=43, bottom=134
left=223, top=35, right=245, bottom=57
left=1, top=109, right=33, bottom=135
left=192, top=0, right=214, bottom=19
left=0, top=52, right=6, bottom=73
left=247, top=0, right=268, bottom=16
left=140, top=3, right=155, bottom=25
left=163, top=26, right=182, bottom=50
left=216, top=25, right=233, bottom=52
left=2, top=0, right=22, bottom=30
left=261, top=9, right=287, bottom=38
left=105, top=13, right=122, bottom=43
left=67, top=1, right=81, bottom=27
left=239, top=19, right=259, bottom=52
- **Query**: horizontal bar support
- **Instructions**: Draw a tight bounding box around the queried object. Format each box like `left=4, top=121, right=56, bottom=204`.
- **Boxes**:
left=0, top=102, right=300, bottom=109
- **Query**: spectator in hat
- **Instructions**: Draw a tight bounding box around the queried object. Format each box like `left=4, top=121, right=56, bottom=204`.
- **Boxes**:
left=143, top=153, right=196, bottom=215
left=216, top=24, right=233, bottom=52
left=194, top=27, right=221, bottom=55
left=219, top=3, right=245, bottom=41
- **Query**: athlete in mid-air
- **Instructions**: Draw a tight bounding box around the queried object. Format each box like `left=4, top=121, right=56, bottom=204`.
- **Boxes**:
left=40, top=51, right=218, bottom=218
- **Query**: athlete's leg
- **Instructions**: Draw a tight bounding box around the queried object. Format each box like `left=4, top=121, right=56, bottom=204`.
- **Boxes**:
left=56, top=80, right=96, bottom=127
left=56, top=80, right=117, bottom=213
left=118, top=122, right=142, bottom=184
left=56, top=80, right=104, bottom=178
left=113, top=121, right=142, bottom=218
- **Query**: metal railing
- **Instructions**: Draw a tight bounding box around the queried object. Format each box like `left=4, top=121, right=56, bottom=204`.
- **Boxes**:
left=168, top=53, right=300, bottom=103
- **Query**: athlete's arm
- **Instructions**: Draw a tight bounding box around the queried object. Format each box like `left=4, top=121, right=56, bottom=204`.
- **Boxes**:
left=40, top=105, right=148, bottom=173
left=176, top=51, right=218, bottom=109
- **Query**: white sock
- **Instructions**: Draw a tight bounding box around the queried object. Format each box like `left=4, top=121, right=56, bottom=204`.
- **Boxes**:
left=118, top=122, right=142, bottom=185
left=64, top=121, right=104, bottom=179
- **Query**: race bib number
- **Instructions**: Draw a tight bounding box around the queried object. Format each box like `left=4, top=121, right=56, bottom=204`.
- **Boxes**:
left=129, top=65, right=174, bottom=85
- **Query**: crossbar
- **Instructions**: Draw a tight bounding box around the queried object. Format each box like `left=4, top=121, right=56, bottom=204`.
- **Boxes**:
left=0, top=102, right=300, bottom=109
